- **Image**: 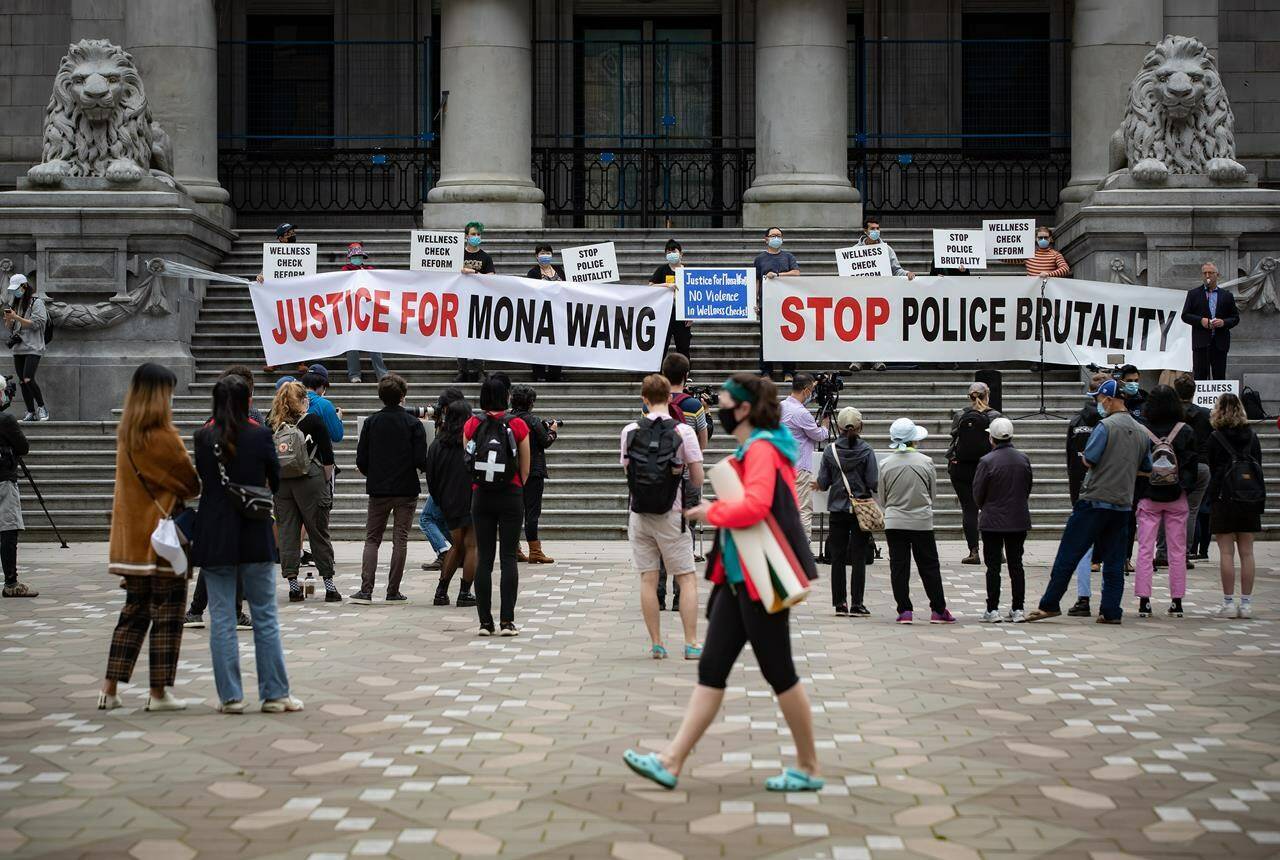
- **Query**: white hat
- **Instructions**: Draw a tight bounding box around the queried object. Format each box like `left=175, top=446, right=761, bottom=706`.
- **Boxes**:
left=987, top=417, right=1014, bottom=441
left=7, top=274, right=27, bottom=290
left=888, top=417, right=928, bottom=450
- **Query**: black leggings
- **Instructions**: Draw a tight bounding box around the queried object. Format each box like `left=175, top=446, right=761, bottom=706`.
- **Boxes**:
left=697, top=584, right=799, bottom=695
left=981, top=530, right=1026, bottom=612
left=828, top=510, right=869, bottom=607
left=1, top=529, right=17, bottom=585
left=662, top=313, right=693, bottom=367
left=13, top=355, right=43, bottom=413
left=948, top=463, right=979, bottom=551
left=472, top=488, right=523, bottom=627
left=523, top=475, right=546, bottom=542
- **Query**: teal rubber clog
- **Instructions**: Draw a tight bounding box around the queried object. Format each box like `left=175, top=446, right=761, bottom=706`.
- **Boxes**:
left=623, top=749, right=678, bottom=790
left=765, top=768, right=825, bottom=792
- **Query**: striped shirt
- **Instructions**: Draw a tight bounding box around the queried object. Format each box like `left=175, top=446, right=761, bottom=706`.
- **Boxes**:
left=1025, top=247, right=1070, bottom=278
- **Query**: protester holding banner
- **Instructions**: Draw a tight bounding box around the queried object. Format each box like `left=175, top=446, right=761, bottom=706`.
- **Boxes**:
left=1208, top=392, right=1264, bottom=618
left=1132, top=385, right=1197, bottom=619
left=879, top=418, right=955, bottom=624
left=1024, top=227, right=1070, bottom=279
left=340, top=242, right=389, bottom=384
left=624, top=373, right=824, bottom=794
left=258, top=224, right=298, bottom=373
left=455, top=221, right=495, bottom=383
left=857, top=218, right=915, bottom=280
left=946, top=382, right=1003, bottom=566
left=1181, top=262, right=1239, bottom=381
left=816, top=406, right=878, bottom=617
left=650, top=240, right=694, bottom=368
left=754, top=228, right=799, bottom=381
left=525, top=244, right=565, bottom=382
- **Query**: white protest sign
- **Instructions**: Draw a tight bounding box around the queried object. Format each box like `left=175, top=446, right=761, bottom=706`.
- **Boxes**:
left=263, top=243, right=317, bottom=281
left=835, top=243, right=891, bottom=277
left=563, top=242, right=620, bottom=284
left=932, top=229, right=986, bottom=270
left=410, top=230, right=465, bottom=272
left=1194, top=379, right=1238, bottom=409
left=983, top=219, right=1035, bottom=260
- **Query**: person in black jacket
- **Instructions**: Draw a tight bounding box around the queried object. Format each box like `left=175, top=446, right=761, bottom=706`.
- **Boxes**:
left=946, top=381, right=1002, bottom=565
left=455, top=221, right=495, bottom=383
left=526, top=244, right=565, bottom=382
left=973, top=418, right=1033, bottom=623
left=1063, top=372, right=1108, bottom=616
left=510, top=385, right=559, bottom=565
left=815, top=407, right=878, bottom=617
left=1180, top=262, right=1240, bottom=381
left=1207, top=393, right=1264, bottom=619
left=353, top=373, right=429, bottom=604
left=0, top=377, right=32, bottom=597
left=429, top=399, right=477, bottom=607
left=650, top=239, right=693, bottom=368
left=1132, top=385, right=1198, bottom=618
left=192, top=376, right=300, bottom=714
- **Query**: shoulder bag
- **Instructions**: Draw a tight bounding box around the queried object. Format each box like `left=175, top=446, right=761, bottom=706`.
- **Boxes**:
left=128, top=451, right=190, bottom=576
left=213, top=440, right=274, bottom=521
left=834, top=447, right=884, bottom=532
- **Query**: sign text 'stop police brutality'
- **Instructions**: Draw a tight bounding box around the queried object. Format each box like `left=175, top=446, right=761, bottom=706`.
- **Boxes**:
left=249, top=269, right=672, bottom=373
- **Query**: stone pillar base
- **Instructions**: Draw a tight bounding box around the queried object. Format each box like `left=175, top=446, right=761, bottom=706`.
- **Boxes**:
left=742, top=174, right=861, bottom=229
left=423, top=181, right=545, bottom=229
left=44, top=340, right=195, bottom=422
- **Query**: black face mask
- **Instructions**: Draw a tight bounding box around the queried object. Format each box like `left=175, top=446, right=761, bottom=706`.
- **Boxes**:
left=718, top=406, right=742, bottom=435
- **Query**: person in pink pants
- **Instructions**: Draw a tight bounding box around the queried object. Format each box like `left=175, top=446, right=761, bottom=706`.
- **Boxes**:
left=1133, top=385, right=1199, bottom=618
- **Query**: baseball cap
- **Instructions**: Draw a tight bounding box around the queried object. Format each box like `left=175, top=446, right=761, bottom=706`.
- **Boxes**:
left=346, top=242, right=366, bottom=258
left=888, top=417, right=928, bottom=450
left=1088, top=378, right=1119, bottom=398
left=274, top=375, right=296, bottom=391
left=307, top=363, right=329, bottom=382
left=7, top=274, right=27, bottom=291
left=836, top=406, right=863, bottom=431
left=987, top=417, right=1014, bottom=440
left=275, top=222, right=296, bottom=238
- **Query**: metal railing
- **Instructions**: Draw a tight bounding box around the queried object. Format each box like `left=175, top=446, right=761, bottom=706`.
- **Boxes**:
left=852, top=148, right=1072, bottom=216
left=217, top=148, right=438, bottom=215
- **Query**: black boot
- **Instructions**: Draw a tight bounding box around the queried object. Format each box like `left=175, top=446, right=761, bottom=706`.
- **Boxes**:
left=1067, top=597, right=1091, bottom=617
left=433, top=582, right=450, bottom=606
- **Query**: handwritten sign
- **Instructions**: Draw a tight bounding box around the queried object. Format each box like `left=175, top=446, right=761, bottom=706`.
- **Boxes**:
left=677, top=267, right=755, bottom=322
left=1194, top=379, right=1238, bottom=409
left=932, top=229, right=986, bottom=270
left=983, top=219, right=1035, bottom=260
left=262, top=243, right=317, bottom=281
left=835, top=243, right=891, bottom=278
left=564, top=242, right=620, bottom=284
left=410, top=230, right=465, bottom=272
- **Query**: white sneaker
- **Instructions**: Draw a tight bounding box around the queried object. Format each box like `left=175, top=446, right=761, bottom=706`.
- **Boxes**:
left=1239, top=602, right=1253, bottom=619
left=96, top=692, right=122, bottom=710
left=1007, top=609, right=1026, bottom=623
left=34, top=406, right=48, bottom=422
left=145, top=691, right=187, bottom=712
left=980, top=610, right=1003, bottom=623
left=1212, top=603, right=1240, bottom=619
left=218, top=699, right=247, bottom=714
left=261, top=695, right=304, bottom=713
left=19, top=412, right=34, bottom=423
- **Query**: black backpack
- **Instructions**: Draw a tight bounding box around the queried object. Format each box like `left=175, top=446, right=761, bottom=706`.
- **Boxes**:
left=1241, top=386, right=1267, bottom=420
left=952, top=409, right=992, bottom=464
left=625, top=416, right=683, bottom=514
left=467, top=414, right=518, bottom=491
left=1213, top=430, right=1266, bottom=509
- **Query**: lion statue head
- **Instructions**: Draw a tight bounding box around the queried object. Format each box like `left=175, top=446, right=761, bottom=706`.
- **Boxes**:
left=1118, top=35, right=1246, bottom=185
left=26, top=39, right=177, bottom=188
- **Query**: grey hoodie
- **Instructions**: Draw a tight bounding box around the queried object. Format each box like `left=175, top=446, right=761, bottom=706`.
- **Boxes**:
left=817, top=436, right=879, bottom=512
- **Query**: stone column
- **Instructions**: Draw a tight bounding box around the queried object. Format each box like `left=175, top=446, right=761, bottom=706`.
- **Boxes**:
left=126, top=0, right=229, bottom=211
left=1058, top=0, right=1164, bottom=205
left=423, top=0, right=544, bottom=228
left=742, top=0, right=859, bottom=229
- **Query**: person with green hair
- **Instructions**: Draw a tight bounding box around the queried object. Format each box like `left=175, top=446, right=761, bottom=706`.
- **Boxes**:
left=456, top=221, right=494, bottom=382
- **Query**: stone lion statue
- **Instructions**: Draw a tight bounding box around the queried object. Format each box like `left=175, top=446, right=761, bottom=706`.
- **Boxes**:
left=26, top=39, right=178, bottom=188
left=1112, top=34, right=1247, bottom=185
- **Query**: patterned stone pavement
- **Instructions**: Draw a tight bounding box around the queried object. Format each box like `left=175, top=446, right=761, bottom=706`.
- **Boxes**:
left=1, top=539, right=1278, bottom=860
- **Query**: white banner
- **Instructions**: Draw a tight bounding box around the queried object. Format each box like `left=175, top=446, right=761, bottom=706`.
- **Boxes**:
left=263, top=243, right=317, bottom=281
left=762, top=275, right=1192, bottom=371
left=932, top=229, right=986, bottom=270
left=410, top=230, right=465, bottom=272
left=250, top=269, right=673, bottom=372
left=563, top=242, right=620, bottom=284
left=983, top=219, right=1035, bottom=260
left=835, top=243, right=891, bottom=277
left=1194, top=379, right=1238, bottom=409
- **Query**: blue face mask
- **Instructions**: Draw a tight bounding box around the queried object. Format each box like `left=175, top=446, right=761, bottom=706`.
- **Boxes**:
left=1122, top=381, right=1140, bottom=396
left=349, top=256, right=365, bottom=266
left=767, top=236, right=783, bottom=249
left=467, top=235, right=482, bottom=248
left=1037, top=237, right=1050, bottom=249
left=1096, top=402, right=1108, bottom=418
left=867, top=229, right=881, bottom=242
left=666, top=252, right=680, bottom=265
left=537, top=254, right=552, bottom=264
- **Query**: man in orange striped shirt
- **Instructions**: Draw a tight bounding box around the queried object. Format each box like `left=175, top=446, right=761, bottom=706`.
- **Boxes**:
left=1025, top=226, right=1071, bottom=279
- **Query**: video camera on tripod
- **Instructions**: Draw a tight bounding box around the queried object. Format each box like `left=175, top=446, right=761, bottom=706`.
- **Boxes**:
left=811, top=371, right=848, bottom=429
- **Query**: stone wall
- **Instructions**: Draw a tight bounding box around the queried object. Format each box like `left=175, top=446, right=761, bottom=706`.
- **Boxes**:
left=1219, top=1, right=1280, bottom=182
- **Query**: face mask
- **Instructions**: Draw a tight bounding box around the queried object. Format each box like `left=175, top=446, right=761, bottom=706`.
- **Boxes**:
left=867, top=229, right=880, bottom=242
left=767, top=236, right=783, bottom=249
left=1096, top=402, right=1108, bottom=418
left=718, top=406, right=743, bottom=435
left=467, top=235, right=482, bottom=248
left=666, top=252, right=680, bottom=265
left=1122, top=381, right=1140, bottom=396
left=803, top=390, right=815, bottom=405
left=349, top=256, right=365, bottom=266
left=537, top=254, right=552, bottom=264
left=1037, top=237, right=1050, bottom=249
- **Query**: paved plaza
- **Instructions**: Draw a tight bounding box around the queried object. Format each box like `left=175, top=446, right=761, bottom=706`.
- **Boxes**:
left=0, top=539, right=1278, bottom=860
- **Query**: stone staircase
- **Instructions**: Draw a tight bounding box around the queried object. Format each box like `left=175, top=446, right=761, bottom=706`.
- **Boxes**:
left=17, top=228, right=1280, bottom=543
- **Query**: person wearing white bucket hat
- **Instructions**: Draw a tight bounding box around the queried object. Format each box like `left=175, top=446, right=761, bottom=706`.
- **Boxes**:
left=879, top=418, right=955, bottom=624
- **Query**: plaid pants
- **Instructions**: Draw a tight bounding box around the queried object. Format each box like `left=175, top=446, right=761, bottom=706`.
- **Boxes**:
left=105, top=575, right=188, bottom=689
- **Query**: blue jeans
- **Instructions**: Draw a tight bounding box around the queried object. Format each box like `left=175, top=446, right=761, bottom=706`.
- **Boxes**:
left=205, top=562, right=290, bottom=704
left=345, top=350, right=388, bottom=380
left=419, top=496, right=450, bottom=553
left=1039, top=502, right=1129, bottom=621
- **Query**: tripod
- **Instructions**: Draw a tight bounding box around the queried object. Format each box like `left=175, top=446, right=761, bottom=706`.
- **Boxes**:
left=18, top=457, right=68, bottom=549
left=1010, top=278, right=1071, bottom=422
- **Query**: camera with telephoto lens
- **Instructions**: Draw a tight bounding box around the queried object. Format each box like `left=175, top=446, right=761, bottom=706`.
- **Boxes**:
left=686, top=384, right=718, bottom=409
left=544, top=417, right=565, bottom=429
left=406, top=404, right=435, bottom=420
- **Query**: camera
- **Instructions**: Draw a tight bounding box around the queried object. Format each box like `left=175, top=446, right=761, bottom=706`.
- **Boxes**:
left=812, top=372, right=846, bottom=413
left=406, top=404, right=435, bottom=420
left=686, top=384, right=719, bottom=409
left=544, top=417, right=565, bottom=429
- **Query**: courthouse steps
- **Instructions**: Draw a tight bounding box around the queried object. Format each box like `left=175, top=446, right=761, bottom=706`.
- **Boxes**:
left=18, top=228, right=1280, bottom=542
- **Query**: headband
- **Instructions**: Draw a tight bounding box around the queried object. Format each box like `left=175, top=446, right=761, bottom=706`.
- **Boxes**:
left=722, top=378, right=756, bottom=404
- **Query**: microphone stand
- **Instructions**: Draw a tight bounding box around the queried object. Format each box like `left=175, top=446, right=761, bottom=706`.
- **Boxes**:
left=1010, top=277, right=1070, bottom=421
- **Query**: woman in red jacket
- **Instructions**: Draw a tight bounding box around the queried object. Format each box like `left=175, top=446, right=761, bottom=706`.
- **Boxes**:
left=623, top=373, right=824, bottom=793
